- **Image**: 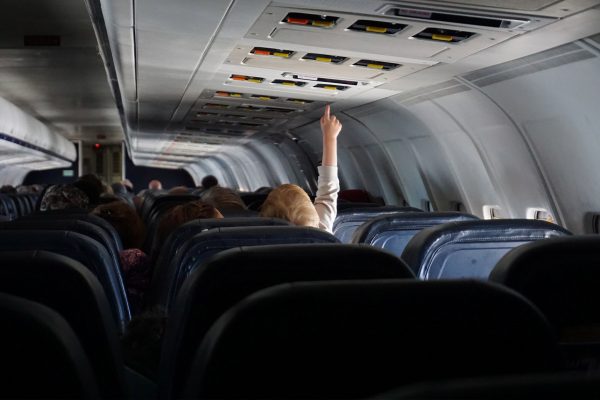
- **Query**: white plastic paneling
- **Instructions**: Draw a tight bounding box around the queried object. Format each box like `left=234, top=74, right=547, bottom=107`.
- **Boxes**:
left=0, top=97, right=76, bottom=161
left=477, top=51, right=600, bottom=233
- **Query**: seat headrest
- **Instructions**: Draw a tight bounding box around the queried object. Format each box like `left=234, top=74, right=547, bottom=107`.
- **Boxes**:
left=161, top=244, right=414, bottom=399
left=490, top=235, right=600, bottom=341
left=401, top=219, right=571, bottom=279
left=0, top=292, right=100, bottom=398
left=353, top=211, right=479, bottom=244
left=161, top=226, right=339, bottom=309
left=184, top=279, right=558, bottom=399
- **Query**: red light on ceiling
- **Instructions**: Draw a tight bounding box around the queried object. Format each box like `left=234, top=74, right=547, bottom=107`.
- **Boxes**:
left=94, top=143, right=101, bottom=149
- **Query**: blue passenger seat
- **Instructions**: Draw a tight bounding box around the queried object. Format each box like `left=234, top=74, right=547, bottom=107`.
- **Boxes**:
left=182, top=280, right=559, bottom=399
left=150, top=217, right=289, bottom=267
left=0, top=250, right=128, bottom=398
left=401, top=219, right=571, bottom=280
left=490, top=236, right=600, bottom=370
left=1, top=219, right=122, bottom=273
left=333, top=206, right=423, bottom=243
left=150, top=226, right=339, bottom=310
left=352, top=212, right=479, bottom=257
left=159, top=243, right=414, bottom=399
left=0, top=292, right=100, bottom=399
left=0, top=230, right=130, bottom=331
left=23, top=209, right=124, bottom=251
left=0, top=193, right=18, bottom=220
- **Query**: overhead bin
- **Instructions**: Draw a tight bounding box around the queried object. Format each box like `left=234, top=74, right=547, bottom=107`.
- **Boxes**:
left=0, top=97, right=75, bottom=168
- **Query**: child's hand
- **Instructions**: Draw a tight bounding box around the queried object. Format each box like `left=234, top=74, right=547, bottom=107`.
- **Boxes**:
left=320, top=104, right=342, bottom=142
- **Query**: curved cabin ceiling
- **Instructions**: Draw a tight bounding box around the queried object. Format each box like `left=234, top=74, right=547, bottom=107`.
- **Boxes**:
left=0, top=0, right=123, bottom=144
left=3, top=0, right=600, bottom=171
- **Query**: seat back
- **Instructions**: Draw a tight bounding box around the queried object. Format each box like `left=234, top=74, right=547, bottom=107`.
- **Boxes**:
left=1, top=219, right=122, bottom=272
left=0, top=292, right=100, bottom=399
left=153, top=226, right=339, bottom=309
left=0, top=251, right=127, bottom=398
left=150, top=217, right=289, bottom=271
left=401, top=219, right=571, bottom=280
left=183, top=280, right=558, bottom=399
left=0, top=230, right=130, bottom=331
left=374, top=372, right=600, bottom=399
left=141, top=194, right=198, bottom=222
left=490, top=236, right=600, bottom=369
left=161, top=244, right=415, bottom=399
left=0, top=193, right=18, bottom=219
left=23, top=210, right=123, bottom=251
left=333, top=206, right=422, bottom=243
left=352, top=212, right=479, bottom=257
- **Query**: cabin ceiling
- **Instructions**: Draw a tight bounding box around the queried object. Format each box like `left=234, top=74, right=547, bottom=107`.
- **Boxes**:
left=2, top=0, right=600, bottom=170
left=0, top=0, right=123, bottom=143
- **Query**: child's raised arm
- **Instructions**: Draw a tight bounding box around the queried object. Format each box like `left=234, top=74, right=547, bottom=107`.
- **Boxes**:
left=320, top=104, right=342, bottom=167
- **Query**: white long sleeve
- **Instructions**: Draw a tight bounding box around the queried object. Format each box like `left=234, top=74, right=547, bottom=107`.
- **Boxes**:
left=314, top=166, right=339, bottom=233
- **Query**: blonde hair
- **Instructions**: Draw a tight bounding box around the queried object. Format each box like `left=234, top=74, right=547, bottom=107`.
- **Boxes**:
left=259, top=184, right=319, bottom=228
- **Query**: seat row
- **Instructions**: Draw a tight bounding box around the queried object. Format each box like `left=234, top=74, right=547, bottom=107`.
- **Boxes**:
left=2, top=235, right=600, bottom=398
left=0, top=193, right=38, bottom=220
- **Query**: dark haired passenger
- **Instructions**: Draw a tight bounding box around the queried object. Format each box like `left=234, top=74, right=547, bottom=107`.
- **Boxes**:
left=0, top=185, right=17, bottom=194
left=155, top=200, right=222, bottom=250
left=93, top=201, right=148, bottom=314
left=260, top=105, right=341, bottom=232
left=73, top=174, right=104, bottom=208
left=201, top=175, right=218, bottom=189
left=39, top=184, right=90, bottom=211
left=200, top=186, right=246, bottom=213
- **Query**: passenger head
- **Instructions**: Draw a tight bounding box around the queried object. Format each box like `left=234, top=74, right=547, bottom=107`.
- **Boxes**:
left=148, top=180, right=162, bottom=190
left=168, top=186, right=188, bottom=195
left=93, top=201, right=146, bottom=249
left=73, top=174, right=103, bottom=207
left=156, top=200, right=222, bottom=245
left=201, top=175, right=218, bottom=189
left=0, top=185, right=16, bottom=194
left=259, top=184, right=319, bottom=227
left=201, top=186, right=246, bottom=211
left=121, top=179, right=134, bottom=193
left=39, top=184, right=90, bottom=212
left=111, top=182, right=128, bottom=196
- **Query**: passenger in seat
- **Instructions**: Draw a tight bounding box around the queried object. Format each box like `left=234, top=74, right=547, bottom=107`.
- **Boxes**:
left=39, top=184, right=90, bottom=211
left=93, top=201, right=148, bottom=314
left=201, top=175, right=219, bottom=189
left=200, top=186, right=247, bottom=212
left=155, top=200, right=223, bottom=252
left=260, top=104, right=341, bottom=233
